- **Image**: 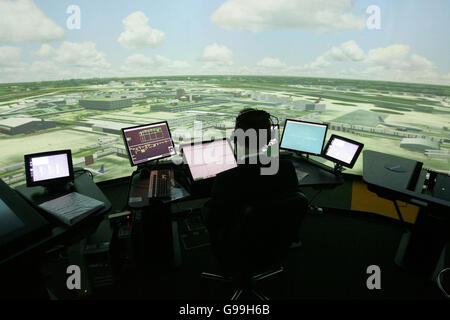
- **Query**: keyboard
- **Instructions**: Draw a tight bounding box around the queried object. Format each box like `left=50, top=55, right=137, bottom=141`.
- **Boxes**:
left=148, top=169, right=174, bottom=199
left=38, top=192, right=104, bottom=225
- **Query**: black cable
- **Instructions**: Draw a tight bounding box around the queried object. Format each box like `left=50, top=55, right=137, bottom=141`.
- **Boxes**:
left=437, top=268, right=450, bottom=299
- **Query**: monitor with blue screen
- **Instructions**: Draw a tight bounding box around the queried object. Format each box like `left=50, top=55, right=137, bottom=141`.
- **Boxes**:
left=280, top=119, right=328, bottom=156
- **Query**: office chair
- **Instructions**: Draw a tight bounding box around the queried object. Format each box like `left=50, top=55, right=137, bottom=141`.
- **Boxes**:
left=201, top=192, right=308, bottom=300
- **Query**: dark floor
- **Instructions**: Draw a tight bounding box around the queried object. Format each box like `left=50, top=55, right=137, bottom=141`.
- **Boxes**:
left=40, top=180, right=448, bottom=300
left=118, top=209, right=445, bottom=300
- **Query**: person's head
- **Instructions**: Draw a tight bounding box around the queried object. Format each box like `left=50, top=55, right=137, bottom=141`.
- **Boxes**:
left=234, top=108, right=272, bottom=157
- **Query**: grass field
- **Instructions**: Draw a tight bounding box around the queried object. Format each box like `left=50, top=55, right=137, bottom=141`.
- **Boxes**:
left=0, top=129, right=101, bottom=166
left=84, top=154, right=135, bottom=183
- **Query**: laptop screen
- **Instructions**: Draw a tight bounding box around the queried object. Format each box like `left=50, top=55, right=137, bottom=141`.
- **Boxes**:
left=182, top=139, right=237, bottom=181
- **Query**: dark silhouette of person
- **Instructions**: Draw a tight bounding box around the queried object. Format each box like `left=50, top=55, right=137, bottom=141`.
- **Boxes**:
left=202, top=108, right=302, bottom=251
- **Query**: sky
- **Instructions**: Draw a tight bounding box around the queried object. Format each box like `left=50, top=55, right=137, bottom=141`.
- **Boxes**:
left=0, top=0, right=449, bottom=84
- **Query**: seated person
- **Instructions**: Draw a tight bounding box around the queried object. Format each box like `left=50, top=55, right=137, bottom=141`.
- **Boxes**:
left=202, top=108, right=303, bottom=251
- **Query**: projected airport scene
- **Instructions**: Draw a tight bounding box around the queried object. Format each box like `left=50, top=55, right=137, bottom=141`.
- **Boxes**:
left=0, top=1, right=449, bottom=187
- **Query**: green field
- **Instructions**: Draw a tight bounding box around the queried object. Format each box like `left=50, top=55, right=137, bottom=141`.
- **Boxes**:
left=0, top=129, right=101, bottom=166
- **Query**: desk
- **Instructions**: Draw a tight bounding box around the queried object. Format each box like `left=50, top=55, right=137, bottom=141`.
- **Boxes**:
left=126, top=156, right=344, bottom=268
left=0, top=171, right=111, bottom=298
left=127, top=166, right=187, bottom=268
left=128, top=156, right=344, bottom=208
left=288, top=155, right=344, bottom=188
left=10, top=171, right=112, bottom=263
left=363, top=150, right=450, bottom=277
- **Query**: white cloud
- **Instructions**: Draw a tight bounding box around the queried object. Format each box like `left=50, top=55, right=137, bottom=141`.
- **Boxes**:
left=305, top=40, right=365, bottom=70
left=201, top=43, right=234, bottom=68
left=328, top=40, right=365, bottom=61
left=118, top=11, right=166, bottom=49
left=154, top=55, right=190, bottom=70
left=256, top=57, right=286, bottom=68
left=0, top=46, right=29, bottom=81
left=211, top=0, right=365, bottom=33
left=3, top=42, right=113, bottom=82
left=122, top=54, right=190, bottom=76
left=34, top=42, right=111, bottom=69
left=125, top=54, right=153, bottom=67
left=0, top=46, right=23, bottom=66
left=299, top=41, right=444, bottom=84
left=363, top=45, right=439, bottom=83
left=29, top=61, right=64, bottom=79
left=0, top=0, right=64, bottom=43
left=366, top=44, right=411, bottom=68
left=31, top=44, right=56, bottom=58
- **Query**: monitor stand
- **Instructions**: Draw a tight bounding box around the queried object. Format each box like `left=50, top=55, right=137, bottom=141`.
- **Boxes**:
left=45, top=181, right=74, bottom=196
left=137, top=161, right=161, bottom=179
left=333, top=163, right=345, bottom=175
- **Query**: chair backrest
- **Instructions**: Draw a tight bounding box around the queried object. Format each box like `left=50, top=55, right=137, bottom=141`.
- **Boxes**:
left=214, top=191, right=308, bottom=273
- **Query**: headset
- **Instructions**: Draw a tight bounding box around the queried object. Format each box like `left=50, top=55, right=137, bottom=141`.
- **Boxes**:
left=233, top=108, right=279, bottom=155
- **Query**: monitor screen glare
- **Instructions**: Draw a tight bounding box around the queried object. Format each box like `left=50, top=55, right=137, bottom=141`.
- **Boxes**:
left=29, top=153, right=70, bottom=183
left=123, top=122, right=176, bottom=166
left=183, top=139, right=237, bottom=181
left=325, top=137, right=360, bottom=165
left=281, top=120, right=328, bottom=155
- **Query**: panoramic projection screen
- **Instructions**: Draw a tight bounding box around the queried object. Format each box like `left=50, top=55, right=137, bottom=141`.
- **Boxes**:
left=0, top=0, right=448, bottom=186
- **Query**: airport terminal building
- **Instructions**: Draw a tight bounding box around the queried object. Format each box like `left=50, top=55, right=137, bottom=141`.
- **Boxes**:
left=0, top=117, right=57, bottom=135
left=79, top=98, right=133, bottom=110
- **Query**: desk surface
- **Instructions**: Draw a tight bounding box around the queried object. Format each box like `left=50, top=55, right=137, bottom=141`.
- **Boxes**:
left=5, top=171, right=112, bottom=264
left=128, top=156, right=344, bottom=208
left=290, top=156, right=344, bottom=188
left=363, top=150, right=449, bottom=208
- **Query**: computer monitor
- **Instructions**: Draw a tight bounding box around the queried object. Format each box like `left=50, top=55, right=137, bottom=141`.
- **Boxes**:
left=122, top=121, right=176, bottom=166
left=181, top=139, right=237, bottom=181
left=280, top=119, right=328, bottom=156
left=322, top=135, right=364, bottom=168
left=24, top=150, right=74, bottom=187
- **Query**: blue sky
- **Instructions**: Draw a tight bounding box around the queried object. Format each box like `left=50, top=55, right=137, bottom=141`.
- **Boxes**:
left=1, top=0, right=449, bottom=84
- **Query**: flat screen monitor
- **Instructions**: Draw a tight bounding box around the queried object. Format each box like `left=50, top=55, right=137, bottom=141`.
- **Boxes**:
left=280, top=119, right=328, bottom=156
left=322, top=135, right=364, bottom=168
left=24, top=150, right=74, bottom=187
left=122, top=121, right=176, bottom=166
left=181, top=139, right=237, bottom=181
